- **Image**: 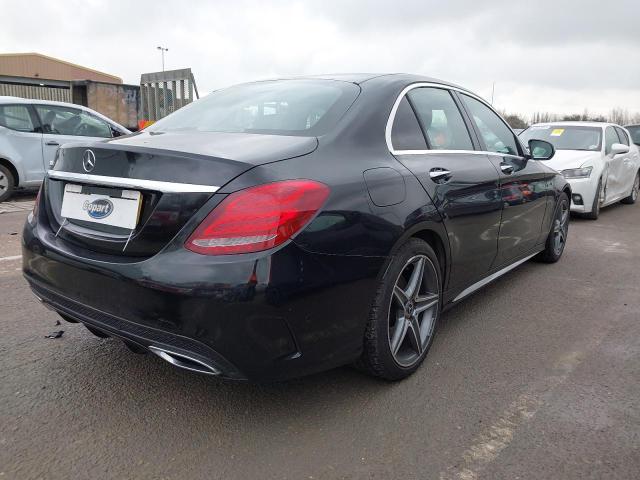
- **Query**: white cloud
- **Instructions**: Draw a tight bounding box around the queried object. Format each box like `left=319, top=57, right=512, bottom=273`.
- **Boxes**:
left=1, top=0, right=638, bottom=118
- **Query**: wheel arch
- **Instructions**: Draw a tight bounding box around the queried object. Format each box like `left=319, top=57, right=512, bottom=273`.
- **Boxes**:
left=386, top=222, right=450, bottom=289
left=0, top=157, right=19, bottom=186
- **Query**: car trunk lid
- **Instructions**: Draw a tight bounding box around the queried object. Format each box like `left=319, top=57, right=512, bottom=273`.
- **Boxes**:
left=43, top=131, right=318, bottom=258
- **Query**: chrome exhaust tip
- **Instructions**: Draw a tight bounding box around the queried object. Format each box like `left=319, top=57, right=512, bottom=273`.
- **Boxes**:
left=148, top=346, right=220, bottom=376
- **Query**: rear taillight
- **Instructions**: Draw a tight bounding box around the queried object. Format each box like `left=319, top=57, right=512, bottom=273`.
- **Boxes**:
left=186, top=179, right=330, bottom=255
left=32, top=185, right=42, bottom=217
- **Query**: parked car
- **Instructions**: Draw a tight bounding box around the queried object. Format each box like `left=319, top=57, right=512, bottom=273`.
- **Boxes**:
left=23, top=74, right=569, bottom=382
left=625, top=124, right=640, bottom=147
left=0, top=97, right=130, bottom=202
left=520, top=122, right=640, bottom=219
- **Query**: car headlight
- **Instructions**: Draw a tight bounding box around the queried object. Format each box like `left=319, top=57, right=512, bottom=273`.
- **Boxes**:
left=562, top=167, right=592, bottom=179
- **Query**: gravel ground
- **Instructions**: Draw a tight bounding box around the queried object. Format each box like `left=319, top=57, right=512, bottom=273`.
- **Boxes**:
left=1, top=196, right=638, bottom=479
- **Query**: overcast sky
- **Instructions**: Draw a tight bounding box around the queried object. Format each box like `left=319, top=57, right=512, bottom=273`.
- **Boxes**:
left=2, top=0, right=639, bottom=118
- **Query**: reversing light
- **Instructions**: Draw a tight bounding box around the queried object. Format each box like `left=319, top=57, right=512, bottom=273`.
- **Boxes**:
left=186, top=180, right=330, bottom=255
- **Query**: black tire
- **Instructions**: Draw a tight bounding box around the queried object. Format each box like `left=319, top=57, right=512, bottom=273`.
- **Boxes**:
left=581, top=178, right=602, bottom=220
left=536, top=192, right=570, bottom=263
left=357, top=238, right=442, bottom=381
left=620, top=171, right=639, bottom=205
left=0, top=164, right=16, bottom=203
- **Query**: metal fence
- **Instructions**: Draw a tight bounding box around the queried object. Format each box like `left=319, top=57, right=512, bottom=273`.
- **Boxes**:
left=140, top=68, right=199, bottom=122
left=0, top=82, right=71, bottom=102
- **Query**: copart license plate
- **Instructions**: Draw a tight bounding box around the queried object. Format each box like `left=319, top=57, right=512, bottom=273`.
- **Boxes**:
left=60, top=184, right=141, bottom=229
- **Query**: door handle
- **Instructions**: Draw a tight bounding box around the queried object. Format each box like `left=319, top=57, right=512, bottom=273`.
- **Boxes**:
left=45, top=141, right=60, bottom=146
left=429, top=168, right=452, bottom=182
left=500, top=163, right=514, bottom=175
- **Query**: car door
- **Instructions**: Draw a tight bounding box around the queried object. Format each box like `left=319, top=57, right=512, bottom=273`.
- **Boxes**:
left=0, top=103, right=44, bottom=183
left=456, top=93, right=551, bottom=267
left=34, top=104, right=114, bottom=169
left=603, top=126, right=625, bottom=201
left=389, top=86, right=502, bottom=290
left=614, top=126, right=637, bottom=197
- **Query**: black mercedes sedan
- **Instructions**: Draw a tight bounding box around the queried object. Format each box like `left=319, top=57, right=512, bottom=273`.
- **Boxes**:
left=22, top=74, right=570, bottom=382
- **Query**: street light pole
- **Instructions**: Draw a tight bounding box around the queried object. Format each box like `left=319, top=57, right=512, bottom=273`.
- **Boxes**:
left=157, top=46, right=169, bottom=72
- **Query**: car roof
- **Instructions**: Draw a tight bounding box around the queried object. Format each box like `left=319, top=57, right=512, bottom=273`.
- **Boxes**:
left=0, top=96, right=89, bottom=108
left=250, top=73, right=466, bottom=88
left=529, top=121, right=618, bottom=129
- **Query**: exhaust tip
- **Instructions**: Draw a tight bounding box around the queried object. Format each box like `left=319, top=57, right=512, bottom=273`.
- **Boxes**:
left=148, top=346, right=220, bottom=376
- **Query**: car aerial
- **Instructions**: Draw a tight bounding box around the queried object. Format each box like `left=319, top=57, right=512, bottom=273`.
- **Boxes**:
left=23, top=74, right=570, bottom=382
left=520, top=122, right=640, bottom=219
left=0, top=96, right=130, bottom=202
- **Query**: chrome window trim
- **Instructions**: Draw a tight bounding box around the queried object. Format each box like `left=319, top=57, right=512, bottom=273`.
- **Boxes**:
left=385, top=82, right=521, bottom=157
left=47, top=170, right=219, bottom=193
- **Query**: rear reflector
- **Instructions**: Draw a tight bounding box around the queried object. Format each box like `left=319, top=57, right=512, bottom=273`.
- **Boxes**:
left=186, top=179, right=329, bottom=255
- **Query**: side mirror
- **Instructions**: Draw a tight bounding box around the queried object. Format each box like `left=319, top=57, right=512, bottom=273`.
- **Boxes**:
left=611, top=143, right=629, bottom=155
left=528, top=139, right=555, bottom=160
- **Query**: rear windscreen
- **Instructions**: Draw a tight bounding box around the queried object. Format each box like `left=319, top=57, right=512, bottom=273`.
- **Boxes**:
left=147, top=79, right=360, bottom=137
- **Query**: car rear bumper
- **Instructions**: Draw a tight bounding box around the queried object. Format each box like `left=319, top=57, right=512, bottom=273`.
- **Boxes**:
left=22, top=220, right=385, bottom=382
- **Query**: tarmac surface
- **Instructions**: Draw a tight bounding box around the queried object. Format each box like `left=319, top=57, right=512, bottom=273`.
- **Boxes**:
left=1, top=193, right=638, bottom=479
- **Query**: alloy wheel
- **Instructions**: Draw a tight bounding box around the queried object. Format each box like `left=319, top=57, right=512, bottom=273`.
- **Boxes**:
left=632, top=174, right=639, bottom=201
left=388, top=255, right=439, bottom=367
left=553, top=200, right=569, bottom=255
left=0, top=172, right=7, bottom=193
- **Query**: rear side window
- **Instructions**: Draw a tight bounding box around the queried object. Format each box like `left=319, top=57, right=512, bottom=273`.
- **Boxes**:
left=407, top=88, right=474, bottom=151
left=0, top=105, right=35, bottom=132
left=627, top=126, right=640, bottom=146
left=614, top=127, right=629, bottom=146
left=460, top=94, right=519, bottom=156
left=390, top=96, right=427, bottom=150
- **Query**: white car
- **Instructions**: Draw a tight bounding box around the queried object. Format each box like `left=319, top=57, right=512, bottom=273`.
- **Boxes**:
left=0, top=97, right=130, bottom=202
left=520, top=122, right=640, bottom=219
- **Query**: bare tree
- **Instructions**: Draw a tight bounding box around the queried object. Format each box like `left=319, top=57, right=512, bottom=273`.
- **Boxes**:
left=501, top=112, right=528, bottom=129
left=608, top=107, right=629, bottom=126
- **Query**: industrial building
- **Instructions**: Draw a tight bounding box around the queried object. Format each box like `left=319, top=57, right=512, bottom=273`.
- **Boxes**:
left=0, top=52, right=139, bottom=130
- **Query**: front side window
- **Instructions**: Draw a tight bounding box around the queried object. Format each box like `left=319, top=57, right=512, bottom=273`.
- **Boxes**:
left=0, top=105, right=35, bottom=132
left=35, top=105, right=112, bottom=138
left=460, top=94, right=519, bottom=156
left=147, top=79, right=360, bottom=137
left=520, top=125, right=602, bottom=152
left=604, top=126, right=618, bottom=155
left=407, top=88, right=473, bottom=151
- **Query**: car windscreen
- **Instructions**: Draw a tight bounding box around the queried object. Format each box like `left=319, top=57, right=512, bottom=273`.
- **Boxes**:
left=627, top=126, right=640, bottom=146
left=519, top=125, right=602, bottom=152
left=147, top=80, right=360, bottom=137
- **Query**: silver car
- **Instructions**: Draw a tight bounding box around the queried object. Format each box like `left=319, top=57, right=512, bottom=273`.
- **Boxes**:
left=0, top=97, right=130, bottom=201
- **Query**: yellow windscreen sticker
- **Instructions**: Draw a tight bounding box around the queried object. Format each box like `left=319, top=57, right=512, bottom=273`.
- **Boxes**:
left=551, top=128, right=565, bottom=136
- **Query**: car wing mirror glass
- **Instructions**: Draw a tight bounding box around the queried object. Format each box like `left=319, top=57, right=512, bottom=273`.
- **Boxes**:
left=528, top=139, right=555, bottom=160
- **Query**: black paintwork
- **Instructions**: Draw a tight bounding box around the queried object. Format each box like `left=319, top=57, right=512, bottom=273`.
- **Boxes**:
left=22, top=73, right=570, bottom=381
